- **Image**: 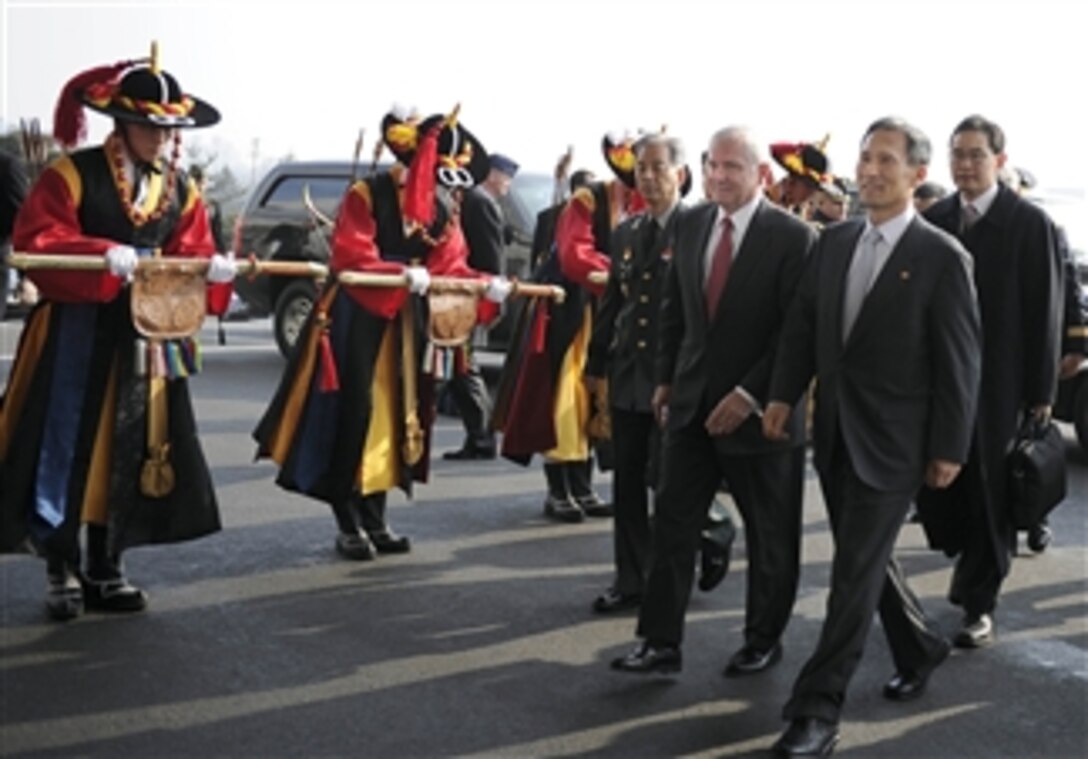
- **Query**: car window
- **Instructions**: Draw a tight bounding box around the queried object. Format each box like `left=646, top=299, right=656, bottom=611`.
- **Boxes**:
left=262, top=176, right=352, bottom=216
left=505, top=173, right=555, bottom=233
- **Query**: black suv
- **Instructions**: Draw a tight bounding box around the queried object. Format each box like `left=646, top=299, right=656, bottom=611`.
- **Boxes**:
left=232, top=161, right=554, bottom=357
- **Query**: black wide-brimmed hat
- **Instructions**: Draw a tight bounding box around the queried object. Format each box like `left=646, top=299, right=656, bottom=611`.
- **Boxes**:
left=54, top=41, right=219, bottom=149
left=770, top=136, right=830, bottom=189
left=381, top=106, right=490, bottom=188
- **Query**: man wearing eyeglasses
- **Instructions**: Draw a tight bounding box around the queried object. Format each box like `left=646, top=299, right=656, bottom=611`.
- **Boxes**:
left=921, top=115, right=1063, bottom=650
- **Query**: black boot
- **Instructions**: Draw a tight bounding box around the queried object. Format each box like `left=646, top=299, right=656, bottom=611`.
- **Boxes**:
left=567, top=459, right=613, bottom=517
left=331, top=500, right=374, bottom=561
left=83, top=525, right=147, bottom=613
left=353, top=492, right=411, bottom=554
left=543, top=462, right=584, bottom=523
left=45, top=553, right=83, bottom=622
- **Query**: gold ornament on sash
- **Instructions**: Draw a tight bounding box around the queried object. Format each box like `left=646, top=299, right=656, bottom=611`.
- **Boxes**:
left=130, top=258, right=208, bottom=339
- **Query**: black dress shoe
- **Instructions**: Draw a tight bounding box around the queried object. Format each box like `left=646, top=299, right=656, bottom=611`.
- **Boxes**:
left=883, top=671, right=927, bottom=701
left=698, top=533, right=733, bottom=592
left=883, top=638, right=950, bottom=701
left=368, top=530, right=411, bottom=554
left=592, top=587, right=641, bottom=614
left=954, top=613, right=994, bottom=648
left=443, top=444, right=496, bottom=461
left=1027, top=522, right=1052, bottom=553
left=723, top=642, right=782, bottom=676
left=773, top=718, right=839, bottom=757
left=610, top=642, right=682, bottom=674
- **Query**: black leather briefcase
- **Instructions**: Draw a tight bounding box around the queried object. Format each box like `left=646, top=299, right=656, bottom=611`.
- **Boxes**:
left=1007, top=418, right=1067, bottom=529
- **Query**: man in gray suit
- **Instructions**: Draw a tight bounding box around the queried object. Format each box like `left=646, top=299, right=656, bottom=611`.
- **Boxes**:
left=444, top=153, right=520, bottom=460
left=611, top=126, right=814, bottom=677
left=763, top=117, right=982, bottom=756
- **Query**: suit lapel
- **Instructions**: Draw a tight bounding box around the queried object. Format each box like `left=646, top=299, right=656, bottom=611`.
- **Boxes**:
left=686, top=205, right=717, bottom=320
left=830, top=220, right=865, bottom=346
left=719, top=201, right=769, bottom=303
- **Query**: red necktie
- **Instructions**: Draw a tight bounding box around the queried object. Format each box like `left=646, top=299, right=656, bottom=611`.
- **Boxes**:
left=705, top=216, right=734, bottom=320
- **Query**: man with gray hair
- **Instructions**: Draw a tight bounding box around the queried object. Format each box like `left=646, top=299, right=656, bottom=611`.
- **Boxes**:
left=612, top=126, right=814, bottom=676
left=585, top=132, right=689, bottom=613
left=764, top=117, right=980, bottom=755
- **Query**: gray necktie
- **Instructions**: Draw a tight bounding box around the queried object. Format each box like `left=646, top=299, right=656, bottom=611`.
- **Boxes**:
left=959, top=203, right=980, bottom=235
left=842, top=227, right=884, bottom=342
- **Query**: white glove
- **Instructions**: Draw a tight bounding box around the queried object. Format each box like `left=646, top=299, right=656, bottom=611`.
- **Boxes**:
left=485, top=275, right=513, bottom=303
left=405, top=265, right=431, bottom=295
left=105, top=245, right=138, bottom=278
left=206, top=252, right=237, bottom=283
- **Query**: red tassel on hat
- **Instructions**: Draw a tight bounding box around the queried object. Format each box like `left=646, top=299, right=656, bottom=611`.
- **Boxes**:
left=53, top=60, right=135, bottom=149
left=317, top=329, right=340, bottom=392
left=402, top=122, right=439, bottom=228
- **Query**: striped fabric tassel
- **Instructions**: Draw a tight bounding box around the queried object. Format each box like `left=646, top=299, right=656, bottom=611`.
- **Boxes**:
left=442, top=347, right=453, bottom=380
left=150, top=341, right=168, bottom=379
left=423, top=341, right=436, bottom=378
left=178, top=338, right=199, bottom=375
left=165, top=342, right=180, bottom=379
left=191, top=338, right=203, bottom=374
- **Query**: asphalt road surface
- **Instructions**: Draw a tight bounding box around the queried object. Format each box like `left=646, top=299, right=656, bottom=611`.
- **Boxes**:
left=1, top=318, right=1085, bottom=757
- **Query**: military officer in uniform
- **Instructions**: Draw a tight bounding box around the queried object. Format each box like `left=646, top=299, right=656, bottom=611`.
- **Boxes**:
left=585, top=132, right=690, bottom=612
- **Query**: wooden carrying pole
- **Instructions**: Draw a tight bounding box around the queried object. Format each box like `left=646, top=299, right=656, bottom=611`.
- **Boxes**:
left=8, top=253, right=329, bottom=280
left=8, top=254, right=564, bottom=301
left=337, top=271, right=566, bottom=302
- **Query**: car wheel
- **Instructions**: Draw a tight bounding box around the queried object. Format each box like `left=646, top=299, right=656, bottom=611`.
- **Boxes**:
left=274, top=279, right=316, bottom=358
left=1073, top=378, right=1088, bottom=453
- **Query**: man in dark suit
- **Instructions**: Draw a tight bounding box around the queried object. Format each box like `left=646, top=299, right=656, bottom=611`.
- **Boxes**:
left=763, top=117, right=981, bottom=756
left=585, top=133, right=687, bottom=613
left=922, top=115, right=1063, bottom=648
left=611, top=126, right=814, bottom=677
left=443, top=153, right=520, bottom=460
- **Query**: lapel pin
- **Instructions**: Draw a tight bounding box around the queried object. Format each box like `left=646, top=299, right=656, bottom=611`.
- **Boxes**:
left=900, top=270, right=911, bottom=281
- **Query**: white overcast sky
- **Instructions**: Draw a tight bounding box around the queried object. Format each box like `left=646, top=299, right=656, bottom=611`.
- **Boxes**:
left=1, top=0, right=1086, bottom=195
